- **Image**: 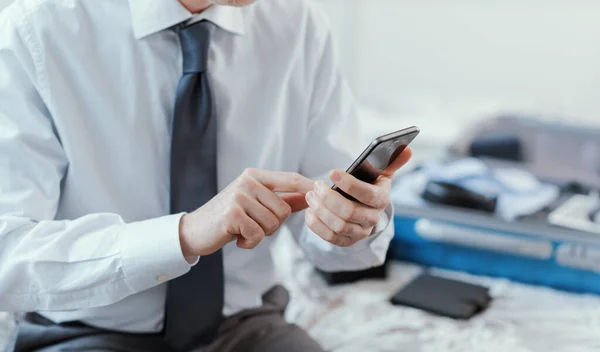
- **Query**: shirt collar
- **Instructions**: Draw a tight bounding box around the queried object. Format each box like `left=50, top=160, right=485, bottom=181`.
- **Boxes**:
left=128, top=0, right=246, bottom=40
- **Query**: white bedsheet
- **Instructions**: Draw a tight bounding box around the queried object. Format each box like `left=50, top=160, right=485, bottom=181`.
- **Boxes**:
left=2, top=231, right=600, bottom=352
left=276, top=231, right=600, bottom=352
left=0, top=313, right=15, bottom=352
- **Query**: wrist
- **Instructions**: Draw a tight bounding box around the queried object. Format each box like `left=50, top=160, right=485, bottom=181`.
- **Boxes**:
left=179, top=214, right=197, bottom=263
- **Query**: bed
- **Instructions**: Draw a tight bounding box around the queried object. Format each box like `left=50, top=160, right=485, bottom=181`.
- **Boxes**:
left=2, top=231, right=600, bottom=352
left=276, top=232, right=600, bottom=352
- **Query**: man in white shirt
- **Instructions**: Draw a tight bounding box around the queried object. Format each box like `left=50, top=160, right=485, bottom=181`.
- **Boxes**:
left=0, top=0, right=412, bottom=351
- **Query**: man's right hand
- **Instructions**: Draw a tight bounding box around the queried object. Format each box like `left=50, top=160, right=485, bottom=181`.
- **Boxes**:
left=179, top=169, right=314, bottom=257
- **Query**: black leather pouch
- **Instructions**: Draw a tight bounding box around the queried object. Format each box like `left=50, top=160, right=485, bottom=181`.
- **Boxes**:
left=390, top=274, right=492, bottom=319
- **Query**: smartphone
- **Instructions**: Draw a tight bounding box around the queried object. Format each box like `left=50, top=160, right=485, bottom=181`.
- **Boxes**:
left=332, top=126, right=420, bottom=197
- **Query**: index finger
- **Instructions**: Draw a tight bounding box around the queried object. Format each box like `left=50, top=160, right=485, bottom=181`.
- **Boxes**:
left=245, top=169, right=314, bottom=194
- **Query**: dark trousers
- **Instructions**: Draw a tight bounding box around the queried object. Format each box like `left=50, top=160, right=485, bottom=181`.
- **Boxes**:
left=14, top=286, right=324, bottom=352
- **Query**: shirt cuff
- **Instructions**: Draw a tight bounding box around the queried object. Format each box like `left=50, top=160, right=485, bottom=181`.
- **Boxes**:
left=367, top=202, right=394, bottom=254
left=120, top=213, right=193, bottom=294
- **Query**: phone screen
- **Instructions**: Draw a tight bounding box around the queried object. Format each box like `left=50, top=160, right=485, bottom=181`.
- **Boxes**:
left=351, top=129, right=419, bottom=183
left=351, top=140, right=408, bottom=184
left=333, top=127, right=419, bottom=199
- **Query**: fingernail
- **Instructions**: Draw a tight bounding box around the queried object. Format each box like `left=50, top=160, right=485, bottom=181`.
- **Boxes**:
left=316, top=181, right=326, bottom=194
left=306, top=191, right=315, bottom=205
left=331, top=171, right=342, bottom=183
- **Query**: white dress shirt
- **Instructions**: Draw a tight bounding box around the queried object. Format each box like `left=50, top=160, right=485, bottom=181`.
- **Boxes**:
left=0, top=0, right=394, bottom=333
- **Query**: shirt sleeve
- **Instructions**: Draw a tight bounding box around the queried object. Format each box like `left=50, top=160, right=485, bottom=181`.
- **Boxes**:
left=287, top=4, right=394, bottom=272
left=0, top=10, right=192, bottom=312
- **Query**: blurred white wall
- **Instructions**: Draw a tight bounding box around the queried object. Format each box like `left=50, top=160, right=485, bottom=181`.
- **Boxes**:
left=0, top=0, right=11, bottom=10
left=2, top=0, right=598, bottom=144
left=318, top=0, right=600, bottom=144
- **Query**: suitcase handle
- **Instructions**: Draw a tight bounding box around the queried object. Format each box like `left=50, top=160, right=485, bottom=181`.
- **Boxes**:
left=414, top=219, right=554, bottom=260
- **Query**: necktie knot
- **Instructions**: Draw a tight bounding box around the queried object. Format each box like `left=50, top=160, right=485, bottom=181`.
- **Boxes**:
left=178, top=21, right=214, bottom=74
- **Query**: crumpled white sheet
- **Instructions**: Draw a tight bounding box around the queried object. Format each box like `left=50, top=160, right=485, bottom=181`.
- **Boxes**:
left=2, top=231, right=600, bottom=352
left=274, top=231, right=600, bottom=352
left=0, top=313, right=15, bottom=352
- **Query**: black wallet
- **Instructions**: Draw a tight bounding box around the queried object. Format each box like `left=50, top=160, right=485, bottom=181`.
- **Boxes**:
left=390, top=274, right=492, bottom=319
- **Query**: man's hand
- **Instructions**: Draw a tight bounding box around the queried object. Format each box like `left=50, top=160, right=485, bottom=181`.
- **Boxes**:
left=179, top=169, right=314, bottom=257
left=304, top=147, right=413, bottom=247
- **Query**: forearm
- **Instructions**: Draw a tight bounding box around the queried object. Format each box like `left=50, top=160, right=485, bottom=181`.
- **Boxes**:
left=0, top=213, right=191, bottom=312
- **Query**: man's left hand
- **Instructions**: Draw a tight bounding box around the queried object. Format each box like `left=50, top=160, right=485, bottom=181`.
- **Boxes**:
left=304, top=147, right=412, bottom=247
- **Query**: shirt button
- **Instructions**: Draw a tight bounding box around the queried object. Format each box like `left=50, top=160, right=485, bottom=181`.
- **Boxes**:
left=157, top=274, right=169, bottom=282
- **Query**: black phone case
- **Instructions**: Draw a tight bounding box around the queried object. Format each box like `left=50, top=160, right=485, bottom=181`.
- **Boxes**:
left=390, top=274, right=491, bottom=320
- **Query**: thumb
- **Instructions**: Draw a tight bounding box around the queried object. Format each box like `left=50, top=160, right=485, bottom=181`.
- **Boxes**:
left=279, top=193, right=309, bottom=213
left=382, top=146, right=413, bottom=177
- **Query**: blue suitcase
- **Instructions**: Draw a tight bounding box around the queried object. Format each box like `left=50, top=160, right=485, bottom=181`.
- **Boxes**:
left=391, top=202, right=600, bottom=295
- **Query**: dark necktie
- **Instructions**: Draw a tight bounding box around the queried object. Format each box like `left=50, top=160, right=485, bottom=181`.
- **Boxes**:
left=164, top=20, right=223, bottom=351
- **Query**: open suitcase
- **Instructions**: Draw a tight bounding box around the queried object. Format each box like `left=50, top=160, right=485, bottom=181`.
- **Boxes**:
left=390, top=115, right=600, bottom=294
